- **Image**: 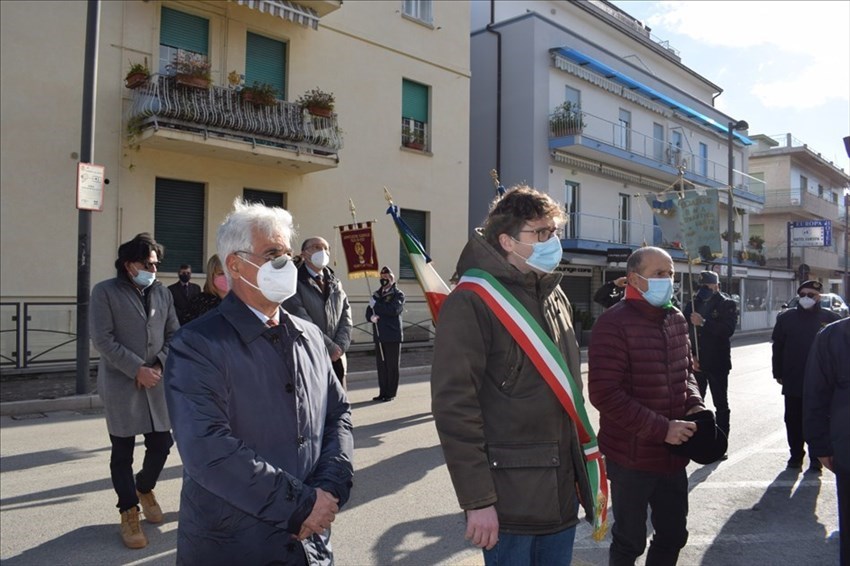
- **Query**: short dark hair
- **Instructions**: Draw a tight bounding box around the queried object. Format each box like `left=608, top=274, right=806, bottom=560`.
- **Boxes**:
left=482, top=185, right=563, bottom=256
left=115, top=233, right=163, bottom=276
left=179, top=264, right=192, bottom=271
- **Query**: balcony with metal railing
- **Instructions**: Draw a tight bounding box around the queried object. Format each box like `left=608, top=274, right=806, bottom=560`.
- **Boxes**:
left=565, top=211, right=663, bottom=250
left=549, top=110, right=762, bottom=204
left=761, top=188, right=842, bottom=220
left=126, top=75, right=342, bottom=173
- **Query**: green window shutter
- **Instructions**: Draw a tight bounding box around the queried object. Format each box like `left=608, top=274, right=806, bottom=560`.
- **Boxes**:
left=243, top=188, right=286, bottom=209
left=398, top=209, right=426, bottom=280
left=402, top=79, right=429, bottom=123
left=160, top=7, right=209, bottom=55
left=155, top=178, right=205, bottom=273
left=246, top=33, right=286, bottom=97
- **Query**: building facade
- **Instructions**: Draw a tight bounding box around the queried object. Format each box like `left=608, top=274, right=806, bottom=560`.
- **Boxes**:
left=0, top=0, right=470, bottom=373
left=469, top=0, right=790, bottom=334
left=748, top=133, right=850, bottom=302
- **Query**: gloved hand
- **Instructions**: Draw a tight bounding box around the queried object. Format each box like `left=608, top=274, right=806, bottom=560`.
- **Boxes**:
left=369, top=298, right=376, bottom=308
left=370, top=314, right=379, bottom=324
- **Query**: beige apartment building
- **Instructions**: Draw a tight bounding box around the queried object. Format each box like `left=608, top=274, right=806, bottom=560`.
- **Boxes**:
left=0, top=0, right=470, bottom=373
left=748, top=133, right=850, bottom=301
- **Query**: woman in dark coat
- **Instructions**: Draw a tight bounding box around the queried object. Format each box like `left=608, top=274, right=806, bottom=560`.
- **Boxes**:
left=186, top=254, right=227, bottom=322
left=365, top=266, right=405, bottom=401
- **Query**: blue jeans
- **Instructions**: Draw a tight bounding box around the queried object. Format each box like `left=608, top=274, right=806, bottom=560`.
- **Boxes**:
left=483, top=526, right=576, bottom=566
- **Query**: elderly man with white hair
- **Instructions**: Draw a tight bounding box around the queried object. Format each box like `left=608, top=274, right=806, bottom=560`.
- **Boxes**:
left=165, top=198, right=353, bottom=565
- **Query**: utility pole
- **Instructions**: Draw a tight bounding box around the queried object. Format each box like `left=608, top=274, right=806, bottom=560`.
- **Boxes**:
left=75, top=0, right=100, bottom=394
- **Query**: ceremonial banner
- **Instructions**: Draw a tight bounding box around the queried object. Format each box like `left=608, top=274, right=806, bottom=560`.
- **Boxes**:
left=647, top=188, right=721, bottom=261
left=338, top=222, right=380, bottom=279
left=387, top=204, right=451, bottom=322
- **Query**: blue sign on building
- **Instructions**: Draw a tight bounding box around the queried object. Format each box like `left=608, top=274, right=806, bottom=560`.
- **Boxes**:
left=789, top=219, right=832, bottom=247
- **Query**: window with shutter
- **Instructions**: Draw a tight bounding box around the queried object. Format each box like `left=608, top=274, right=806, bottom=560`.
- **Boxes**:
left=243, top=188, right=286, bottom=209
left=154, top=178, right=205, bottom=273
left=402, top=79, right=429, bottom=149
left=398, top=209, right=427, bottom=280
left=245, top=32, right=286, bottom=98
left=159, top=7, right=209, bottom=74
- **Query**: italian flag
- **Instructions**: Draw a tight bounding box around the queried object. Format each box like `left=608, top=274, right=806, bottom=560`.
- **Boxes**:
left=387, top=204, right=451, bottom=322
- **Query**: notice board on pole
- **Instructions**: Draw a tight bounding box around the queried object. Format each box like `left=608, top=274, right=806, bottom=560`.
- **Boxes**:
left=77, top=163, right=105, bottom=211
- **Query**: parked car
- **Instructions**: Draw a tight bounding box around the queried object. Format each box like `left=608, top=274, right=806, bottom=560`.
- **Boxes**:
left=782, top=292, right=849, bottom=318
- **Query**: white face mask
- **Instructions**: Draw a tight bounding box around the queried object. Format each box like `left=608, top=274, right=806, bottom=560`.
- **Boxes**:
left=239, top=256, right=298, bottom=303
left=310, top=250, right=330, bottom=269
left=798, top=296, right=817, bottom=310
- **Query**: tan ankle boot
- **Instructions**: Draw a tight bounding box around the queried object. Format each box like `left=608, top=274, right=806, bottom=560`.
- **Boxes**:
left=136, top=489, right=163, bottom=524
left=120, top=507, right=148, bottom=549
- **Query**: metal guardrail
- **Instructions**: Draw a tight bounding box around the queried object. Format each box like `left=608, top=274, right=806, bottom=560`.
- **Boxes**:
left=127, top=74, right=343, bottom=153
left=0, top=299, right=434, bottom=372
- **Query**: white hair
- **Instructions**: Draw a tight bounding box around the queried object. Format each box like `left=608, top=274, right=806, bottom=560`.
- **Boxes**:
left=216, top=197, right=296, bottom=284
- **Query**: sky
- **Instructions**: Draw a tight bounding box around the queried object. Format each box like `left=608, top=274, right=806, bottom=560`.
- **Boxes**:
left=609, top=0, right=850, bottom=179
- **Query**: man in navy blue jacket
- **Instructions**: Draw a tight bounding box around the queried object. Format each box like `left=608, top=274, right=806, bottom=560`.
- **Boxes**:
left=365, top=266, right=405, bottom=402
left=804, top=317, right=849, bottom=566
left=165, top=199, right=353, bottom=565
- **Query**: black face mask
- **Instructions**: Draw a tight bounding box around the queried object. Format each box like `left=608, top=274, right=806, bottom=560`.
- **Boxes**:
left=178, top=273, right=191, bottom=283
left=380, top=278, right=389, bottom=287
left=695, top=286, right=714, bottom=301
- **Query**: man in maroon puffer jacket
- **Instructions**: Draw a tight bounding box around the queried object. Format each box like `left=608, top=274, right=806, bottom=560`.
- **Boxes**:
left=589, top=246, right=705, bottom=566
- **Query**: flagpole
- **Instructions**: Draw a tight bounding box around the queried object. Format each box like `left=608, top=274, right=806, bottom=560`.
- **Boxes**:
left=350, top=198, right=384, bottom=362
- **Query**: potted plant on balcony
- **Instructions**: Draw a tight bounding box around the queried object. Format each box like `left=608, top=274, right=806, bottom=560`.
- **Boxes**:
left=241, top=81, right=278, bottom=107
left=748, top=234, right=765, bottom=251
left=549, top=101, right=585, bottom=136
left=296, top=87, right=335, bottom=117
left=401, top=124, right=425, bottom=150
left=125, top=59, right=150, bottom=89
left=169, top=51, right=211, bottom=89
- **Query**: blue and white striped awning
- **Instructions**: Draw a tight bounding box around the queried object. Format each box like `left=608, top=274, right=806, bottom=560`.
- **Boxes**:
left=232, top=0, right=321, bottom=30
left=552, top=47, right=752, bottom=146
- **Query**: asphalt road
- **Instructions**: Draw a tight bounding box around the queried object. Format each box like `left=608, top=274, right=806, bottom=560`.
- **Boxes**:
left=0, top=336, right=841, bottom=565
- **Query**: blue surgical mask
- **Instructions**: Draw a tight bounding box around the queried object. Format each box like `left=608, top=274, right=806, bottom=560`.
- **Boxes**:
left=132, top=269, right=156, bottom=289
left=512, top=234, right=563, bottom=273
left=637, top=274, right=674, bottom=307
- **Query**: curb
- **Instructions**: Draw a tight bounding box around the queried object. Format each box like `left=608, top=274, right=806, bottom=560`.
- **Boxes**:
left=0, top=366, right=434, bottom=417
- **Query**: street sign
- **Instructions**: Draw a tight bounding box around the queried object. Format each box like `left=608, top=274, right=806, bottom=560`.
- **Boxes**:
left=789, top=219, right=832, bottom=247
left=76, top=163, right=105, bottom=211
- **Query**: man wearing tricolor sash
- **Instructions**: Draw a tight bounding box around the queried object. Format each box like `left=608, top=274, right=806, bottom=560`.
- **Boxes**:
left=432, top=186, right=602, bottom=565
left=589, top=246, right=705, bottom=566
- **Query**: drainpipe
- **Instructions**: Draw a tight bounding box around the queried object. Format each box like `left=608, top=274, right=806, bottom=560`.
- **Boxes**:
left=486, top=0, right=502, bottom=184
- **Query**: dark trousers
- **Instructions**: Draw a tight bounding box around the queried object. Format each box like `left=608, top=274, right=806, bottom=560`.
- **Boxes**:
left=695, top=368, right=730, bottom=437
left=332, top=355, right=347, bottom=389
left=783, top=395, right=817, bottom=465
left=109, top=431, right=173, bottom=512
left=607, top=459, right=689, bottom=566
left=375, top=341, right=401, bottom=398
left=838, top=470, right=849, bottom=566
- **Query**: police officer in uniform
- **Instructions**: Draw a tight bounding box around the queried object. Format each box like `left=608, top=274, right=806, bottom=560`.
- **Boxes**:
left=684, top=270, right=737, bottom=446
left=773, top=279, right=841, bottom=473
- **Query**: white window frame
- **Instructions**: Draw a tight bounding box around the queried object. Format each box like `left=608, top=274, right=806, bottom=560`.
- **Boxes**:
left=402, top=0, right=433, bottom=24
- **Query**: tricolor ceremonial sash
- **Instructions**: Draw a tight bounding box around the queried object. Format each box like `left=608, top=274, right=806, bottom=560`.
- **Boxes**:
left=456, top=268, right=609, bottom=541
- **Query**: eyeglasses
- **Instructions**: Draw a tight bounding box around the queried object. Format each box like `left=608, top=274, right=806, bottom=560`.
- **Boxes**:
left=517, top=226, right=563, bottom=243
left=236, top=250, right=292, bottom=264
left=138, top=260, right=160, bottom=270
left=798, top=292, right=818, bottom=299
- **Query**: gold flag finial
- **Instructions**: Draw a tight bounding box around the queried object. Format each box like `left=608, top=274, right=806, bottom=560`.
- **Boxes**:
left=489, top=169, right=500, bottom=187
left=348, top=198, right=356, bottom=222
left=383, top=186, right=394, bottom=206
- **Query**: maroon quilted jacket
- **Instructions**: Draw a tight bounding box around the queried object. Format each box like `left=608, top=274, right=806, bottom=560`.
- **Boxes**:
left=588, top=294, right=704, bottom=473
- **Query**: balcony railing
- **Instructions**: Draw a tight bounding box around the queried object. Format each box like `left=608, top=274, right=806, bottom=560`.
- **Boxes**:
left=566, top=212, right=662, bottom=248
left=550, top=110, right=748, bottom=189
left=762, top=188, right=841, bottom=219
left=127, top=75, right=342, bottom=155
